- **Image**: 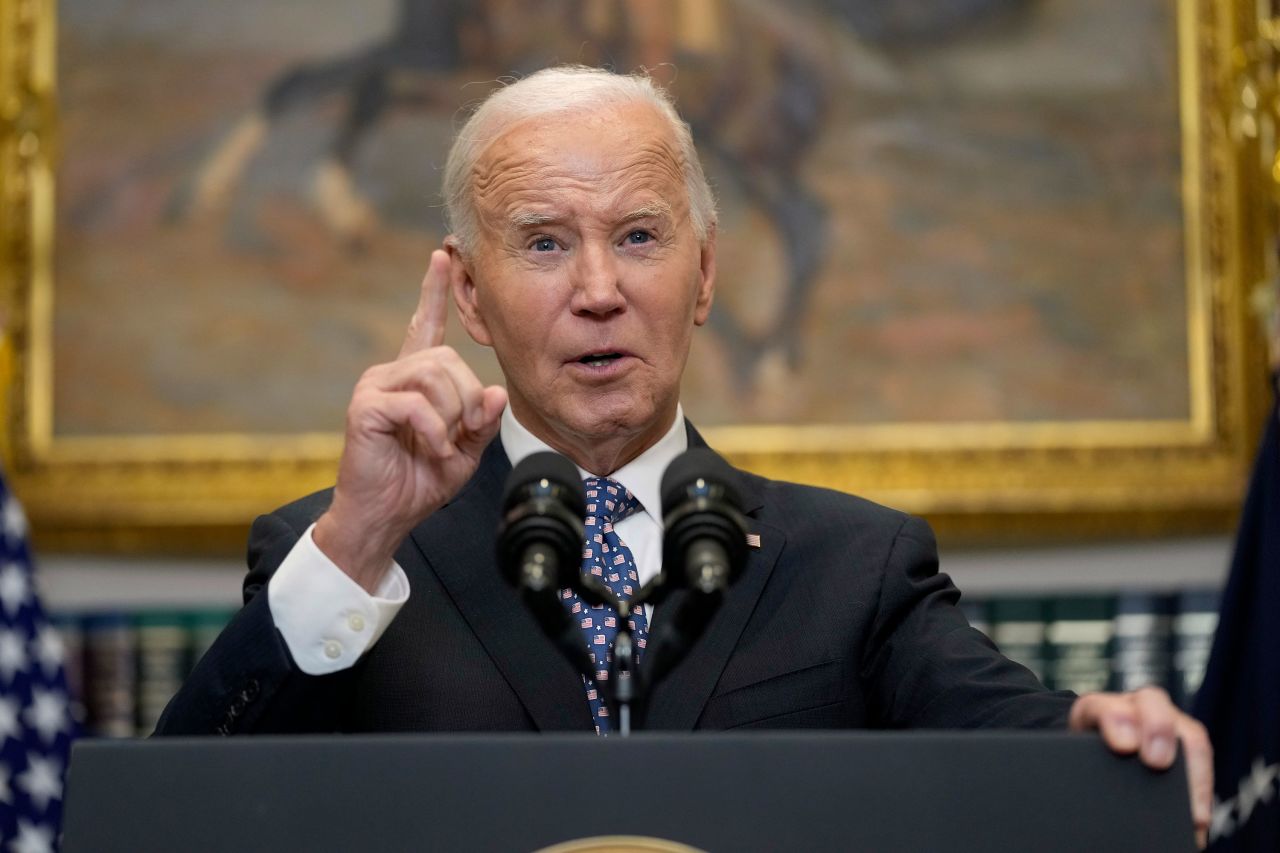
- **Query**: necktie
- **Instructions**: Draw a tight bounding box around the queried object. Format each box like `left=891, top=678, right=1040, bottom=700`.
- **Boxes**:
left=561, top=477, right=648, bottom=734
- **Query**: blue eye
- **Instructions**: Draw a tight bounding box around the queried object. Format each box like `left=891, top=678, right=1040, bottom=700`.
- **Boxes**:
left=626, top=230, right=652, bottom=245
left=532, top=237, right=557, bottom=252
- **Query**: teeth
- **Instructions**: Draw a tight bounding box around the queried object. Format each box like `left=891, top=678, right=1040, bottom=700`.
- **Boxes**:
left=580, top=353, right=620, bottom=366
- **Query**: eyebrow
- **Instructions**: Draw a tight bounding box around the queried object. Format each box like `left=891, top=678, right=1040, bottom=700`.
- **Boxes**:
left=506, top=201, right=675, bottom=231
left=508, top=210, right=558, bottom=229
left=618, top=201, right=674, bottom=223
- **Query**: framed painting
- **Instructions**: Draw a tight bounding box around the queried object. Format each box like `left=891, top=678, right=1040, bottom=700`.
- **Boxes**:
left=0, top=0, right=1273, bottom=552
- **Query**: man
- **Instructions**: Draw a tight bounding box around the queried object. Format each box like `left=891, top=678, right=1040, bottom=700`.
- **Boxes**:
left=157, top=65, right=1211, bottom=843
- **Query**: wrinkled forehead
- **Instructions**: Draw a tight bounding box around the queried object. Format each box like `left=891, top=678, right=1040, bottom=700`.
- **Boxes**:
left=470, top=103, right=689, bottom=226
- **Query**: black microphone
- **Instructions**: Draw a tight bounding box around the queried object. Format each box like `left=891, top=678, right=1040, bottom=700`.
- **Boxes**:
left=634, top=448, right=752, bottom=720
left=497, top=451, right=585, bottom=595
left=497, top=451, right=593, bottom=679
left=660, top=448, right=750, bottom=595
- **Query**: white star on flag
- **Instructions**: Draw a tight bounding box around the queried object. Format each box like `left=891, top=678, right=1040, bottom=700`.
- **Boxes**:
left=1, top=497, right=26, bottom=546
left=0, top=696, right=20, bottom=743
left=1235, top=757, right=1279, bottom=825
left=0, top=629, right=27, bottom=684
left=31, top=625, right=64, bottom=676
left=1248, top=756, right=1278, bottom=806
left=22, top=688, right=70, bottom=745
left=16, top=754, right=63, bottom=813
left=1208, top=795, right=1235, bottom=842
left=0, top=474, right=74, bottom=842
left=10, top=817, right=54, bottom=853
left=0, top=561, right=30, bottom=616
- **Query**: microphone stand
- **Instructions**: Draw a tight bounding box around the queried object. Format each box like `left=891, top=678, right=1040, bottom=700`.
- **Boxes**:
left=611, top=630, right=636, bottom=736
left=513, top=560, right=653, bottom=738
left=571, top=576, right=675, bottom=737
left=594, top=571, right=728, bottom=736
left=571, top=572, right=640, bottom=736
left=527, top=557, right=733, bottom=737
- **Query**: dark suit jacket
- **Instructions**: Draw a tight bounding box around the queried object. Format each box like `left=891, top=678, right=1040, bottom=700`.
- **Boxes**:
left=156, top=425, right=1074, bottom=735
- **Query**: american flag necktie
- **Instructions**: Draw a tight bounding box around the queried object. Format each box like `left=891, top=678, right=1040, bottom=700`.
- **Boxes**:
left=560, top=477, right=647, bottom=734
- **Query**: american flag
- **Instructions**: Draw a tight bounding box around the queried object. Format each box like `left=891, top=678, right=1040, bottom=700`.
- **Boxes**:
left=0, top=472, right=75, bottom=852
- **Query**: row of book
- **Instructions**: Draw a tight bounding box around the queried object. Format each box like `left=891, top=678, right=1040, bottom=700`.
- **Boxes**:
left=49, top=588, right=1220, bottom=738
left=960, top=589, right=1220, bottom=708
left=52, top=609, right=237, bottom=738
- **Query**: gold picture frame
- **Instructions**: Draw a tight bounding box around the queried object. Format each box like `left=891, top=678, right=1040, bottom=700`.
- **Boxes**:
left=0, top=0, right=1273, bottom=553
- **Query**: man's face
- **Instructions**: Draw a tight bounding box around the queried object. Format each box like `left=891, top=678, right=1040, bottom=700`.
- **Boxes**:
left=450, top=100, right=715, bottom=469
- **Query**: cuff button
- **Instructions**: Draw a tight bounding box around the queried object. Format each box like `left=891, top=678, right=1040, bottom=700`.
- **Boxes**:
left=347, top=613, right=366, bottom=632
left=323, top=641, right=342, bottom=660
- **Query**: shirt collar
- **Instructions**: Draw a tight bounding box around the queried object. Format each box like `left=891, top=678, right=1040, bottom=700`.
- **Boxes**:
left=500, top=405, right=687, bottom=524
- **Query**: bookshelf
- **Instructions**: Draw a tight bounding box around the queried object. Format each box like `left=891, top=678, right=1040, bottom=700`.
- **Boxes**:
left=38, top=535, right=1232, bottom=737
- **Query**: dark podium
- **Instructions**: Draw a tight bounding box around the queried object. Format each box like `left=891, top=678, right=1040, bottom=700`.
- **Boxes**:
left=62, top=732, right=1193, bottom=852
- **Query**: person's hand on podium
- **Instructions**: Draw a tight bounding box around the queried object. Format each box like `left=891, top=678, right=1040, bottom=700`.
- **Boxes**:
left=314, top=249, right=508, bottom=593
left=1069, top=685, right=1212, bottom=848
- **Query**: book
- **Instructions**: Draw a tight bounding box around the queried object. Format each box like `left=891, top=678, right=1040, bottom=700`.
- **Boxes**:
left=51, top=611, right=87, bottom=726
left=82, top=613, right=137, bottom=738
left=988, top=597, right=1049, bottom=684
left=136, top=611, right=190, bottom=736
left=189, top=608, right=236, bottom=672
left=1172, top=589, right=1220, bottom=708
left=1045, top=596, right=1114, bottom=694
left=1110, top=591, right=1173, bottom=693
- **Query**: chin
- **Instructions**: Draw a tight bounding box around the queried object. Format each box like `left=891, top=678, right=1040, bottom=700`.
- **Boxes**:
left=569, top=413, right=647, bottom=442
left=563, top=397, right=657, bottom=441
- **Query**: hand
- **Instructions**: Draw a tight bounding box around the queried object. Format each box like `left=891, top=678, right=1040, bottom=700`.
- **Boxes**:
left=314, top=249, right=507, bottom=591
left=1069, top=686, right=1213, bottom=848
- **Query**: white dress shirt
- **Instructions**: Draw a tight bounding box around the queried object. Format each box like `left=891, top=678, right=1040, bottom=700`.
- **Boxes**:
left=267, top=406, right=687, bottom=675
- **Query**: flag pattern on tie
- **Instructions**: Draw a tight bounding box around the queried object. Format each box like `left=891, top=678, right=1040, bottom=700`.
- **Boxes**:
left=1194, top=382, right=1280, bottom=851
left=561, top=478, right=647, bottom=735
left=0, top=472, right=76, bottom=853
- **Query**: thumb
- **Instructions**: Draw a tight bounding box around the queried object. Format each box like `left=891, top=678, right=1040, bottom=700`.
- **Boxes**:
left=458, top=385, right=507, bottom=453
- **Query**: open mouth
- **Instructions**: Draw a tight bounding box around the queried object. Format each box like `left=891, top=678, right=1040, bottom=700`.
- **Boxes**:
left=577, top=352, right=624, bottom=368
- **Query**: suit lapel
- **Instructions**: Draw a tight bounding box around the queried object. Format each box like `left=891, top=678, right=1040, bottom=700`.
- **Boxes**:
left=408, top=440, right=593, bottom=732
left=404, top=424, right=779, bottom=733
left=642, top=425, right=786, bottom=730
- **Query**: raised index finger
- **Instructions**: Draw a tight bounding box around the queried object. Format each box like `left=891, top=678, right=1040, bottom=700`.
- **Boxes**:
left=399, top=249, right=451, bottom=358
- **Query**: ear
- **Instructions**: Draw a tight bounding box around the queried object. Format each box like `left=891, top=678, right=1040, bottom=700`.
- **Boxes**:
left=446, top=236, right=493, bottom=347
left=693, top=228, right=717, bottom=327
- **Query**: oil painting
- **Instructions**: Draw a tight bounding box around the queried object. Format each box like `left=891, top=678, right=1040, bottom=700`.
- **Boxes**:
left=53, top=0, right=1187, bottom=436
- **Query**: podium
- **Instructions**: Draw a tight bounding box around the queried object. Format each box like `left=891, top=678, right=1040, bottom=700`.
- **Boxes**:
left=62, top=732, right=1193, bottom=852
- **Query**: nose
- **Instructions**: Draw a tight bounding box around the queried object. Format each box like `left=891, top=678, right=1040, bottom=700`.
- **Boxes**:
left=569, top=241, right=626, bottom=317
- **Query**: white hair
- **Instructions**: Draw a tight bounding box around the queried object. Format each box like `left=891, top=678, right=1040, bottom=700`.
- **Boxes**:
left=442, top=65, right=717, bottom=253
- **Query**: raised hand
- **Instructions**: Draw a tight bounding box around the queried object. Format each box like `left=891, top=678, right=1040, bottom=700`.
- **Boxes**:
left=313, top=249, right=507, bottom=591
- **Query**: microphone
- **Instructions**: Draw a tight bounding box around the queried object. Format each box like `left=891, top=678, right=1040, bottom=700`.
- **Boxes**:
left=634, top=448, right=752, bottom=721
left=497, top=451, right=594, bottom=680
left=660, top=448, right=750, bottom=595
left=497, top=451, right=585, bottom=595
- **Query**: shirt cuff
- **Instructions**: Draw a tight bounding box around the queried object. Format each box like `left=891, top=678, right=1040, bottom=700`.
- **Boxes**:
left=267, top=523, right=410, bottom=675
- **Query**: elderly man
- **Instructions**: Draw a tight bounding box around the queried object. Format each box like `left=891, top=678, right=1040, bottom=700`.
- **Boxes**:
left=157, top=65, right=1211, bottom=843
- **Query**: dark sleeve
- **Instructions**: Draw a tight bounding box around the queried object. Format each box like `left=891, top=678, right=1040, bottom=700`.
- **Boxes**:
left=153, top=503, right=358, bottom=736
left=861, top=516, right=1076, bottom=728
